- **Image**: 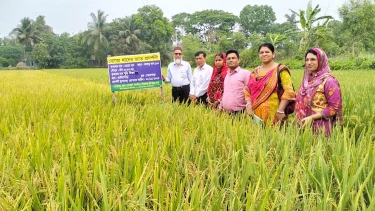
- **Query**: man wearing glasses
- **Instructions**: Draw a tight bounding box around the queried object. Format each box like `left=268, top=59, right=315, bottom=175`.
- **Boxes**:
left=163, top=46, right=193, bottom=104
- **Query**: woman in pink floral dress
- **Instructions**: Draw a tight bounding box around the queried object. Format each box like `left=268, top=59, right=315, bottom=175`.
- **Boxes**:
left=295, top=48, right=343, bottom=136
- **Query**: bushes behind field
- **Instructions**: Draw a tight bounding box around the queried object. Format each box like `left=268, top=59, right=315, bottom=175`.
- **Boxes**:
left=205, top=50, right=375, bottom=70
left=0, top=66, right=38, bottom=70
left=0, top=56, right=15, bottom=68
left=280, top=55, right=375, bottom=70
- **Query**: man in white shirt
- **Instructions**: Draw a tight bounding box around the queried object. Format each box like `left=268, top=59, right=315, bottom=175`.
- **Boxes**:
left=189, top=51, right=213, bottom=105
left=163, top=46, right=193, bottom=104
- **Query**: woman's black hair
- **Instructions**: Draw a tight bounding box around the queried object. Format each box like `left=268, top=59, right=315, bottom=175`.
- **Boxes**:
left=215, top=52, right=225, bottom=59
left=305, top=48, right=317, bottom=58
left=258, top=42, right=275, bottom=53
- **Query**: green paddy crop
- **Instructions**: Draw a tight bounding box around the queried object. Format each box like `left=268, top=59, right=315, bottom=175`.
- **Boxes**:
left=0, top=69, right=374, bottom=210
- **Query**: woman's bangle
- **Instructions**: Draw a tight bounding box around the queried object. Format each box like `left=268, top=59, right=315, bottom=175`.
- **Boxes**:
left=277, top=110, right=285, bottom=114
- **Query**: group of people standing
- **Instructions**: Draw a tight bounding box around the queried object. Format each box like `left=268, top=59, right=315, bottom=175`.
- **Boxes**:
left=162, top=44, right=343, bottom=136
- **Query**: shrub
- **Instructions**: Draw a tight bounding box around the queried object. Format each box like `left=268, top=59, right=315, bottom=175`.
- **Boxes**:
left=0, top=56, right=10, bottom=67
left=370, top=61, right=375, bottom=69
left=206, top=53, right=216, bottom=67
left=239, top=49, right=258, bottom=68
left=329, top=55, right=375, bottom=70
left=279, top=59, right=304, bottom=70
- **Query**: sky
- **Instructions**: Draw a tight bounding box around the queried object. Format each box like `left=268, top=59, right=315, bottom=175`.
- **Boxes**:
left=0, top=0, right=346, bottom=38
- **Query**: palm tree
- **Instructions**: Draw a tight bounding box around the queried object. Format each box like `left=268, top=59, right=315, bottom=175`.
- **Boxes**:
left=291, top=0, right=333, bottom=52
left=119, top=16, right=142, bottom=54
left=12, top=17, right=42, bottom=46
left=12, top=17, right=42, bottom=62
left=82, top=10, right=110, bottom=65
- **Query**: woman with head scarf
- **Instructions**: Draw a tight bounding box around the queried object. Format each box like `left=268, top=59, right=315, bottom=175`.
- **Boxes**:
left=295, top=48, right=343, bottom=136
left=206, top=52, right=228, bottom=108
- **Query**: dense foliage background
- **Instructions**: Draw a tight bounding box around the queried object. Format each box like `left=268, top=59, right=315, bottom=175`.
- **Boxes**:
left=1, top=0, right=375, bottom=69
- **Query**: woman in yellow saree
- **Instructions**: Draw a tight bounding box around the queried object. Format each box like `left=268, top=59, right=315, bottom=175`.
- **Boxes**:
left=244, top=43, right=296, bottom=125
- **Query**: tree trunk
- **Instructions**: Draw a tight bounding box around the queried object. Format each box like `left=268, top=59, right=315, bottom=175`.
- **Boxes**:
left=351, top=37, right=355, bottom=56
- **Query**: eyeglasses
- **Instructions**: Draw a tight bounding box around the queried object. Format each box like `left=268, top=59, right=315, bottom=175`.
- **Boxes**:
left=174, top=53, right=182, bottom=55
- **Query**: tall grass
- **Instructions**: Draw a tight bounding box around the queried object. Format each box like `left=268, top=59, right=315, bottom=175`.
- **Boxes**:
left=0, top=69, right=374, bottom=210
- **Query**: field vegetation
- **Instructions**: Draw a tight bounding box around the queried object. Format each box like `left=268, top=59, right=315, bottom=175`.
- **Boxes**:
left=0, top=68, right=374, bottom=210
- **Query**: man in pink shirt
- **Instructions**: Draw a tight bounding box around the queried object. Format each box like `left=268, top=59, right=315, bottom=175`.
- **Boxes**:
left=219, top=49, right=250, bottom=115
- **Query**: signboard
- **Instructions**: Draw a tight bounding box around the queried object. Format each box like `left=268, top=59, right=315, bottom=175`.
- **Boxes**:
left=107, top=53, right=162, bottom=92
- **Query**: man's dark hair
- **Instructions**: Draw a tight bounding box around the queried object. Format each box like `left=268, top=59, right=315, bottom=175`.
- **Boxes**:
left=195, top=51, right=206, bottom=57
left=225, top=49, right=239, bottom=59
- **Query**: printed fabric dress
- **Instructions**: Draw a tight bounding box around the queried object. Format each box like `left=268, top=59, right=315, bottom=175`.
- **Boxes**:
left=244, top=65, right=295, bottom=124
left=295, top=76, right=342, bottom=136
left=295, top=47, right=343, bottom=136
left=207, top=53, right=228, bottom=105
left=207, top=69, right=226, bottom=103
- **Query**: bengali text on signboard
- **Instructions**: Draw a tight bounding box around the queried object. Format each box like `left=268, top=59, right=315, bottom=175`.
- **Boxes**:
left=107, top=53, right=162, bottom=91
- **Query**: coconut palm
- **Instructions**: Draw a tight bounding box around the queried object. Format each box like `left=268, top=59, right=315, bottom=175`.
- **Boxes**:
left=12, top=17, right=42, bottom=46
left=119, top=16, right=142, bottom=54
left=82, top=10, right=110, bottom=55
left=12, top=17, right=42, bottom=62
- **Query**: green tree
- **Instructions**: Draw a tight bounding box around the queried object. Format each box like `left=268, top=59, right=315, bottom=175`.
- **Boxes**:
left=239, top=33, right=265, bottom=68
left=231, top=32, right=248, bottom=51
left=266, top=33, right=287, bottom=47
left=285, top=13, right=298, bottom=24
left=172, top=10, right=237, bottom=43
left=269, top=12, right=300, bottom=58
left=65, top=34, right=90, bottom=68
left=43, top=33, right=70, bottom=68
left=339, top=0, right=375, bottom=55
left=217, top=32, right=248, bottom=52
left=120, top=16, right=142, bottom=53
left=11, top=17, right=42, bottom=47
left=0, top=57, right=12, bottom=67
left=31, top=42, right=50, bottom=68
left=1, top=36, right=18, bottom=46
left=82, top=10, right=110, bottom=66
left=216, top=35, right=233, bottom=53
left=181, top=34, right=205, bottom=66
left=171, top=12, right=195, bottom=36
left=34, top=16, right=54, bottom=39
left=239, top=5, right=276, bottom=36
left=133, top=5, right=174, bottom=65
left=191, top=10, right=237, bottom=43
left=318, top=20, right=345, bottom=56
left=291, top=0, right=333, bottom=52
left=0, top=46, right=23, bottom=65
left=11, top=17, right=42, bottom=63
left=270, top=12, right=298, bottom=35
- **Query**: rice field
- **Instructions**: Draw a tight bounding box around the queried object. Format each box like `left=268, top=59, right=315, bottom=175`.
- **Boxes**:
left=0, top=68, right=374, bottom=210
